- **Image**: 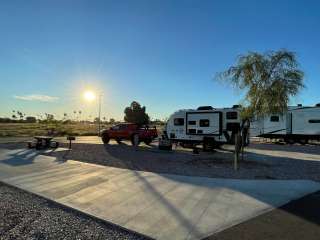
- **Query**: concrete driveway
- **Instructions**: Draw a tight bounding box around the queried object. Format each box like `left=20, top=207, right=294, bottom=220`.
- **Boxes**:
left=0, top=147, right=319, bottom=240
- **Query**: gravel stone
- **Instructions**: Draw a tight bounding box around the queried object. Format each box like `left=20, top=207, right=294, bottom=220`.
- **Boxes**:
left=0, top=182, right=149, bottom=240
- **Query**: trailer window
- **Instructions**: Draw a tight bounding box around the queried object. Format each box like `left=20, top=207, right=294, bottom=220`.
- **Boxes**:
left=226, top=111, right=238, bottom=120
left=174, top=118, right=184, bottom=126
left=188, top=129, right=196, bottom=134
left=188, top=120, right=196, bottom=125
left=309, top=119, right=320, bottom=123
left=199, top=119, right=210, bottom=127
left=270, top=116, right=279, bottom=122
left=119, top=124, right=127, bottom=130
left=111, top=125, right=120, bottom=130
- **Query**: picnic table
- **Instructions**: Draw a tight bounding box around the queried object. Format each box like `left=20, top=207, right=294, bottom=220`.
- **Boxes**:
left=28, top=136, right=59, bottom=149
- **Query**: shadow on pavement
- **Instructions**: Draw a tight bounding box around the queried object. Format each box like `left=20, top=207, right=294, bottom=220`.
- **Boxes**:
left=204, top=191, right=320, bottom=240
left=1, top=142, right=319, bottom=238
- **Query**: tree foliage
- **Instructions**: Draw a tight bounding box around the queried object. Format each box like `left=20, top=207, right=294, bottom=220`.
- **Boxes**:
left=124, top=101, right=150, bottom=125
left=109, top=118, right=115, bottom=124
left=217, top=49, right=304, bottom=118
left=25, top=116, right=37, bottom=123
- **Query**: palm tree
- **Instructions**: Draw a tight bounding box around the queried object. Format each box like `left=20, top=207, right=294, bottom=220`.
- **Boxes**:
left=217, top=49, right=304, bottom=118
left=78, top=110, right=82, bottom=122
left=73, top=110, right=77, bottom=121
left=16, top=111, right=24, bottom=121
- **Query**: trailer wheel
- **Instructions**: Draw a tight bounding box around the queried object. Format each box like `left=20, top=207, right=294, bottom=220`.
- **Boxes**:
left=286, top=138, right=295, bottom=144
left=102, top=134, right=110, bottom=144
left=203, top=137, right=216, bottom=152
left=131, top=134, right=140, bottom=146
left=299, top=139, right=308, bottom=145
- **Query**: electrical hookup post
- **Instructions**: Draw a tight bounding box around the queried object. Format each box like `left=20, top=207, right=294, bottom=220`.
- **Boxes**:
left=234, top=131, right=242, bottom=171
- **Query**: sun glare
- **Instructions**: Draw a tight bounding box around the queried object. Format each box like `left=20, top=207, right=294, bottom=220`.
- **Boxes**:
left=84, top=91, right=96, bottom=101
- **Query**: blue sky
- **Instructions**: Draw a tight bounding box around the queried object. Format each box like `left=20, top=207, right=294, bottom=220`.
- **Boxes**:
left=0, top=0, right=319, bottom=120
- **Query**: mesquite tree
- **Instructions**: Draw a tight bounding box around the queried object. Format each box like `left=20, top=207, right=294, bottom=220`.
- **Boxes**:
left=217, top=49, right=304, bottom=169
left=217, top=49, right=304, bottom=118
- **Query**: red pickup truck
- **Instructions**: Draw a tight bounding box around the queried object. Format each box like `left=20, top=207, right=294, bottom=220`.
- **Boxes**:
left=100, top=123, right=158, bottom=146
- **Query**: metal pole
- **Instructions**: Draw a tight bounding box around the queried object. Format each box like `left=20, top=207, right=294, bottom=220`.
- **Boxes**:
left=234, top=131, right=240, bottom=171
left=98, top=94, right=102, bottom=136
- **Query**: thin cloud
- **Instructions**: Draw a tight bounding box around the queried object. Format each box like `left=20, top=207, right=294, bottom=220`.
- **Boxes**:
left=14, top=94, right=59, bottom=102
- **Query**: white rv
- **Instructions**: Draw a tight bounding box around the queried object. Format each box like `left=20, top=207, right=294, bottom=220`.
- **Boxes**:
left=164, top=106, right=242, bottom=148
left=250, top=104, right=320, bottom=143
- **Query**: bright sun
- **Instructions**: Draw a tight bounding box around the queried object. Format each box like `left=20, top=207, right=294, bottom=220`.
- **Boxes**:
left=84, top=91, right=96, bottom=101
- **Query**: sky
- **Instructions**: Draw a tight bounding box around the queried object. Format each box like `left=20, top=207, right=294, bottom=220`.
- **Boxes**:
left=0, top=0, right=319, bottom=121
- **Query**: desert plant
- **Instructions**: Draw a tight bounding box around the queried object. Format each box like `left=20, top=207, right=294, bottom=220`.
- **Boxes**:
left=217, top=49, right=304, bottom=118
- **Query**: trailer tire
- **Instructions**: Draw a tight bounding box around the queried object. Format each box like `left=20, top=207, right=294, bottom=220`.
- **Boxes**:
left=203, top=137, right=216, bottom=152
left=299, top=139, right=308, bottom=145
left=102, top=134, right=110, bottom=144
left=287, top=138, right=295, bottom=144
left=131, top=134, right=140, bottom=146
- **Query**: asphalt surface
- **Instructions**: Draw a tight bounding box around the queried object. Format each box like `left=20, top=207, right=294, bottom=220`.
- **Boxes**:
left=0, top=182, right=149, bottom=240
left=205, top=190, right=320, bottom=240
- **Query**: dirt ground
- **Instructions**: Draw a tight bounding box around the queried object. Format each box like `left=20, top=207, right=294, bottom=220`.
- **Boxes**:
left=2, top=137, right=318, bottom=181
left=63, top=141, right=320, bottom=181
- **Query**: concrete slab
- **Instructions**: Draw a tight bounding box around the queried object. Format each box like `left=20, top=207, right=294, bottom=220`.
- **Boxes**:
left=0, top=148, right=319, bottom=240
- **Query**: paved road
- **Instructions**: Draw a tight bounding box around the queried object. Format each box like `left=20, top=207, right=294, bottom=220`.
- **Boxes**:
left=0, top=147, right=319, bottom=240
left=205, top=190, right=320, bottom=240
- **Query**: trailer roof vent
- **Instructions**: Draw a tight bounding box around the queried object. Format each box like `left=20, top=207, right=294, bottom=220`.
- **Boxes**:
left=297, top=104, right=302, bottom=107
left=232, top=105, right=242, bottom=109
left=197, top=106, right=213, bottom=110
left=316, top=103, right=320, bottom=107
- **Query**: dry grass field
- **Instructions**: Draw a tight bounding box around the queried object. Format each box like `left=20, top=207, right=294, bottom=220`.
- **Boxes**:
left=0, top=123, right=164, bottom=137
left=0, top=123, right=111, bottom=137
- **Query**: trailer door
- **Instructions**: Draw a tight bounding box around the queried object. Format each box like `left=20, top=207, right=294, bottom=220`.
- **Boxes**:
left=292, top=108, right=320, bottom=135
left=286, top=112, right=292, bottom=134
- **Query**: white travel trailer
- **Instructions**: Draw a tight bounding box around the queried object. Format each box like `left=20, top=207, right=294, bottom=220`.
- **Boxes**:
left=250, top=104, right=320, bottom=143
left=164, top=106, right=243, bottom=148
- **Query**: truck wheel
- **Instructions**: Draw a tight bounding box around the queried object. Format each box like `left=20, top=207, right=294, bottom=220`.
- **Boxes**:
left=102, top=134, right=110, bottom=144
left=144, top=138, right=152, bottom=145
left=131, top=134, right=140, bottom=146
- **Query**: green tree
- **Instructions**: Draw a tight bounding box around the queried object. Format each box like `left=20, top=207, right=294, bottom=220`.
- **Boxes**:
left=45, top=113, right=54, bottom=122
left=25, top=116, right=37, bottom=123
left=109, top=118, right=115, bottom=124
left=217, top=49, right=304, bottom=118
left=124, top=101, right=150, bottom=125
